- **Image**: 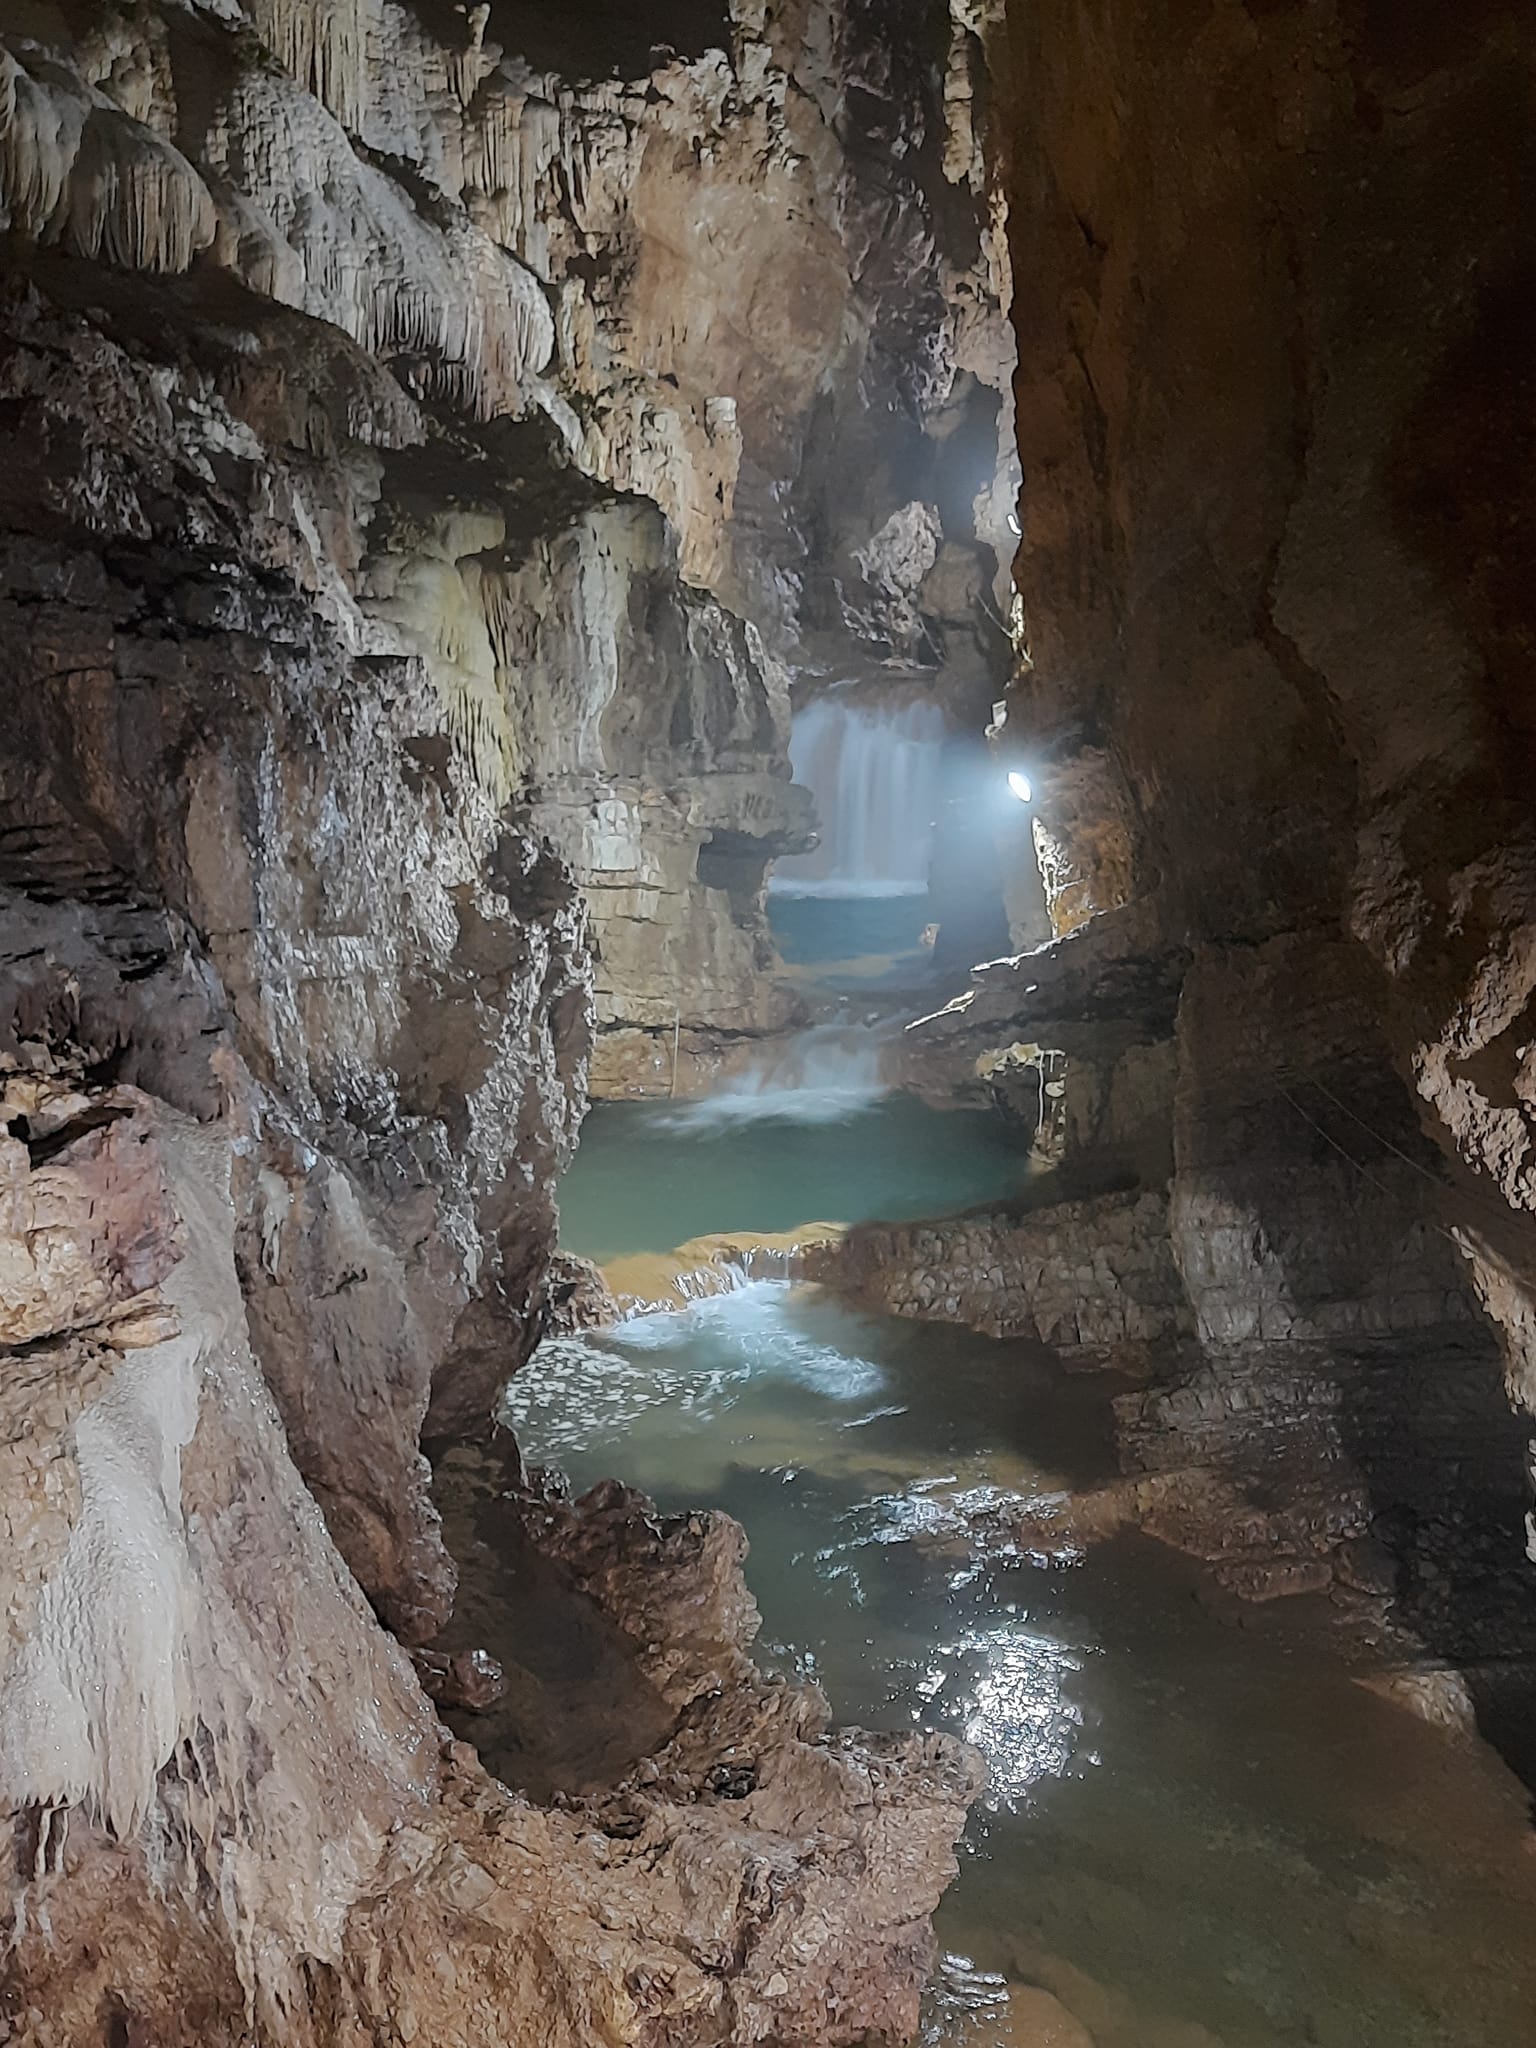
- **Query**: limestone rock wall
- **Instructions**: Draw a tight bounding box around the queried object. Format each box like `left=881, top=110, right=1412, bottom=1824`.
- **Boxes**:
left=0, top=1093, right=980, bottom=2047
left=0, top=279, right=594, bottom=1636
left=0, top=0, right=1019, bottom=1084
left=0, top=0, right=1004, bottom=2030
left=997, top=0, right=1536, bottom=1359
left=813, top=1189, right=1191, bottom=1358
left=875, top=0, right=1536, bottom=1679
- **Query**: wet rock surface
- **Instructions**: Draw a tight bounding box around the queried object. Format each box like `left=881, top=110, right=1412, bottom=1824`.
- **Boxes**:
left=810, top=1190, right=1190, bottom=1359
left=0, top=0, right=1016, bottom=2032
left=1, top=1097, right=981, bottom=2047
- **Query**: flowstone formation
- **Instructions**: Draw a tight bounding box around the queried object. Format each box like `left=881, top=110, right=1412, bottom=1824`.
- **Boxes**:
left=0, top=0, right=999, bottom=2039
left=0, top=0, right=1017, bottom=1094
left=818, top=0, right=1536, bottom=1743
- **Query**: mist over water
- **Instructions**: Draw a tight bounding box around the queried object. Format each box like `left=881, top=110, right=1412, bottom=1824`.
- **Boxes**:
left=656, top=1024, right=887, bottom=1130
left=772, top=696, right=946, bottom=897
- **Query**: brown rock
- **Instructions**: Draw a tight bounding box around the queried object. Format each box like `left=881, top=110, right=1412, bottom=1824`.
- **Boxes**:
left=411, top=1646, right=507, bottom=1713
left=0, top=1086, right=182, bottom=1348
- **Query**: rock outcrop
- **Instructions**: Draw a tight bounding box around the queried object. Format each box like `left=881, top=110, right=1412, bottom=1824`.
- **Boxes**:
left=0, top=0, right=1020, bottom=1092
left=830, top=0, right=1536, bottom=1723
left=0, top=1097, right=979, bottom=2046
left=991, top=0, right=1536, bottom=1416
left=810, top=1189, right=1190, bottom=1360
left=0, top=0, right=1008, bottom=2034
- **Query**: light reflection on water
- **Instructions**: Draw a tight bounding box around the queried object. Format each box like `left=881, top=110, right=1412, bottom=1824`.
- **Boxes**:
left=951, top=1629, right=1085, bottom=1809
left=920, top=1954, right=1015, bottom=2047
left=506, top=1261, right=1536, bottom=2045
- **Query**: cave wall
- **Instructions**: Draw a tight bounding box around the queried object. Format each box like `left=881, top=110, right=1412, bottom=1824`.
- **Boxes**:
left=0, top=1089, right=979, bottom=2046
left=0, top=0, right=1003, bottom=2033
left=0, top=0, right=1019, bottom=1600
left=0, top=0, right=1018, bottom=1088
left=979, top=0, right=1536, bottom=1649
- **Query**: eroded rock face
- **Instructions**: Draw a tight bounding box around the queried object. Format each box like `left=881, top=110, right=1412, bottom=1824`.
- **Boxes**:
left=0, top=0, right=1018, bottom=1089
left=0, top=267, right=594, bottom=1631
left=996, top=0, right=1536, bottom=1376
left=1, top=1100, right=980, bottom=2047
left=841, top=0, right=1536, bottom=1709
left=0, top=0, right=1001, bottom=2030
left=811, top=1190, right=1191, bottom=1360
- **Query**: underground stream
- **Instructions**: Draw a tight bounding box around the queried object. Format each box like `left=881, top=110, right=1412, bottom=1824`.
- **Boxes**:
left=491, top=1071, right=1536, bottom=2048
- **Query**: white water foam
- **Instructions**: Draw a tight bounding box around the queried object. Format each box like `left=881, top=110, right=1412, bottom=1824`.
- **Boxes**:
left=771, top=696, right=945, bottom=896
left=505, top=1281, right=890, bottom=1458
left=659, top=1024, right=887, bottom=1130
left=612, top=1282, right=888, bottom=1400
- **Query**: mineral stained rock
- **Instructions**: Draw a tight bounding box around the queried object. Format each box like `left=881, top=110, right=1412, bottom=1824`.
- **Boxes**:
left=0, top=0, right=1008, bottom=2036
left=0, top=1092, right=981, bottom=2047
left=0, top=0, right=1019, bottom=1092
left=837, top=0, right=1536, bottom=1698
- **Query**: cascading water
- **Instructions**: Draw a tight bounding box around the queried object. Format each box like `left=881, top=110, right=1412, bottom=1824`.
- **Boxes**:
left=771, top=696, right=947, bottom=898
left=658, top=1023, right=887, bottom=1129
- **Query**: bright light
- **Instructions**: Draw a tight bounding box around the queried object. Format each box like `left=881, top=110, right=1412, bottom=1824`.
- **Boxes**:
left=1007, top=512, right=1022, bottom=538
left=1007, top=771, right=1032, bottom=803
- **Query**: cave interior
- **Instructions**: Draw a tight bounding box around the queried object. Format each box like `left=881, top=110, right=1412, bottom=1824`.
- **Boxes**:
left=0, top=1, right=1534, bottom=2044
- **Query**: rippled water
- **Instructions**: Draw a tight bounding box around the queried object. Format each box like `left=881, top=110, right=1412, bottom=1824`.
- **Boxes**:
left=511, top=1107, right=1536, bottom=2045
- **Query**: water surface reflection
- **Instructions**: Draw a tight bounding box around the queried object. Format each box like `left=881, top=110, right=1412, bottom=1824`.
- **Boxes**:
left=506, top=1265, right=1536, bottom=2044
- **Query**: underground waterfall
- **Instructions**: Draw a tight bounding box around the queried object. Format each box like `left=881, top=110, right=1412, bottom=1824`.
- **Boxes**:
left=2, top=1, right=1534, bottom=2044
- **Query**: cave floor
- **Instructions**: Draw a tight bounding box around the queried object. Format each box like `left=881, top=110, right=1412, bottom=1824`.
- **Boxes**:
left=497, top=1098, right=1536, bottom=2047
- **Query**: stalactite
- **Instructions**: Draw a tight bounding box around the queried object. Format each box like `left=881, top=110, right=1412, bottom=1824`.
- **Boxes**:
left=205, top=72, right=552, bottom=426
left=64, top=106, right=216, bottom=273
left=0, top=1325, right=203, bottom=1844
left=0, top=44, right=86, bottom=239
left=463, top=85, right=563, bottom=276
left=246, top=0, right=370, bottom=136
left=207, top=181, right=306, bottom=309
left=365, top=545, right=520, bottom=806
left=0, top=44, right=214, bottom=274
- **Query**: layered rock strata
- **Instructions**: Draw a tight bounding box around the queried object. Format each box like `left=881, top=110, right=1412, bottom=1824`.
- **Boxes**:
left=810, top=1189, right=1189, bottom=1360
left=991, top=0, right=1536, bottom=1467
left=0, top=0, right=1020, bottom=1089
left=0, top=0, right=1009, bottom=2032
left=818, top=0, right=1536, bottom=1730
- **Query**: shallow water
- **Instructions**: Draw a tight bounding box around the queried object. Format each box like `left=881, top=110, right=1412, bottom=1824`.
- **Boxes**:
left=770, top=888, right=937, bottom=961
left=768, top=890, right=942, bottom=990
left=515, top=1104, right=1536, bottom=2045
left=559, top=1093, right=1025, bottom=1261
